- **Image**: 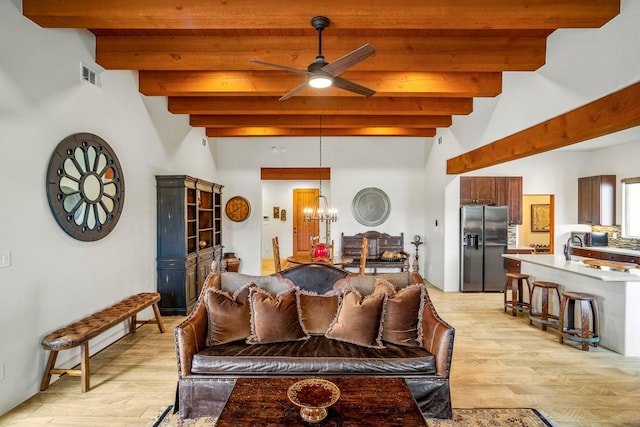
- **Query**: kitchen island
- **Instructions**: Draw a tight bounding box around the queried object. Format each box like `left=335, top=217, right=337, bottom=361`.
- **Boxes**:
left=502, top=253, right=640, bottom=357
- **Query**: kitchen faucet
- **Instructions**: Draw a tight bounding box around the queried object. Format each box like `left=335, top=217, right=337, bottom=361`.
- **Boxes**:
left=563, top=235, right=584, bottom=260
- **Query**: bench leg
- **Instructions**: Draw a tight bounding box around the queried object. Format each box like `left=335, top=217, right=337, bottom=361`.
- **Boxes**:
left=40, top=350, right=58, bottom=391
left=130, top=314, right=137, bottom=334
left=81, top=342, right=90, bottom=392
left=152, top=302, right=166, bottom=333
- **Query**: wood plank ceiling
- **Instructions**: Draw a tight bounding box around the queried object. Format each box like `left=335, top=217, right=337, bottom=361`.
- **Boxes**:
left=23, top=0, right=620, bottom=138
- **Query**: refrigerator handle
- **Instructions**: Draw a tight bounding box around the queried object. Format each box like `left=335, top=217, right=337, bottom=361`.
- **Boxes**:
left=474, top=234, right=479, bottom=250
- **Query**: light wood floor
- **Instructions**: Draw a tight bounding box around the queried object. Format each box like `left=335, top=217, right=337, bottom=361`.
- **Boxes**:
left=1, top=262, right=639, bottom=426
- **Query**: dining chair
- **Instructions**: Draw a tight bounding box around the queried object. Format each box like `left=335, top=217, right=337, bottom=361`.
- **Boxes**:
left=272, top=236, right=282, bottom=273
left=359, top=236, right=368, bottom=275
left=310, top=236, right=334, bottom=263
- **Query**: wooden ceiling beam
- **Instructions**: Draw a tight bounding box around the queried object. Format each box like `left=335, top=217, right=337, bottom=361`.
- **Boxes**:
left=169, top=96, right=473, bottom=115
left=98, top=35, right=546, bottom=72
left=23, top=0, right=619, bottom=30
left=205, top=127, right=436, bottom=137
left=191, top=115, right=452, bottom=128
left=139, top=71, right=502, bottom=98
left=261, top=168, right=330, bottom=181
left=447, top=80, right=640, bottom=174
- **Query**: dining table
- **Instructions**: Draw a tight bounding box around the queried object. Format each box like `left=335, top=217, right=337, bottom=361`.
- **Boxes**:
left=285, top=255, right=354, bottom=267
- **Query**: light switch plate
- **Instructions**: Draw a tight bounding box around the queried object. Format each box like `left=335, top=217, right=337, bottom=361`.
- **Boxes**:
left=0, top=251, right=11, bottom=268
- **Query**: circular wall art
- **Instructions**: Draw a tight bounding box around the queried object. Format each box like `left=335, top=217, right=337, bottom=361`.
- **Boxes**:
left=46, top=133, right=125, bottom=241
left=351, top=187, right=391, bottom=226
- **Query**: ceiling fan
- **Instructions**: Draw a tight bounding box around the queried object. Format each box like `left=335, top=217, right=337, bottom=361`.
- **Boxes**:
left=250, top=16, right=376, bottom=101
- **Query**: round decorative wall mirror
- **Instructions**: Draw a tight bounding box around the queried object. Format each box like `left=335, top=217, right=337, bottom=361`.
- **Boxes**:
left=46, top=133, right=125, bottom=241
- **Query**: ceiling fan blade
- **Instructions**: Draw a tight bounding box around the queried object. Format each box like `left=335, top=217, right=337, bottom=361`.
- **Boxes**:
left=321, top=43, right=376, bottom=77
left=250, top=59, right=309, bottom=76
left=279, top=81, right=310, bottom=101
left=332, top=76, right=376, bottom=97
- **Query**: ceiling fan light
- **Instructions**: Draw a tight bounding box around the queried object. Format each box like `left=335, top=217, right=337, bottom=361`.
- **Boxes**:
left=308, top=75, right=333, bottom=89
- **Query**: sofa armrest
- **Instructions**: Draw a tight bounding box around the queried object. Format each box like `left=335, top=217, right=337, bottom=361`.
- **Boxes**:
left=414, top=275, right=455, bottom=378
left=174, top=274, right=220, bottom=377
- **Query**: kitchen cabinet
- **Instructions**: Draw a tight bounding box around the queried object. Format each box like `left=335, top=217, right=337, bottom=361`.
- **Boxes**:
left=495, top=176, right=523, bottom=225
left=506, top=248, right=534, bottom=273
left=573, top=247, right=640, bottom=265
left=578, top=175, right=616, bottom=226
left=461, top=176, right=523, bottom=224
left=460, top=176, right=496, bottom=204
left=572, top=247, right=602, bottom=259
left=156, top=175, right=224, bottom=315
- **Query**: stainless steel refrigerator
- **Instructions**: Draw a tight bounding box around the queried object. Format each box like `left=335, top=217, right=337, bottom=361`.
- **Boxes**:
left=460, top=205, right=508, bottom=292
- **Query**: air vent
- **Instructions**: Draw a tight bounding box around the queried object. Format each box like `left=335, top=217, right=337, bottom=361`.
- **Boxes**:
left=80, top=62, right=101, bottom=87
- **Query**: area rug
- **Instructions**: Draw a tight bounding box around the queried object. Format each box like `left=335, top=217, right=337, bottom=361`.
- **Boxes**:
left=153, top=406, right=558, bottom=426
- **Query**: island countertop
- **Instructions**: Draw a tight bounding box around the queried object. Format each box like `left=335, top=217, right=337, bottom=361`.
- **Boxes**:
left=504, top=253, right=640, bottom=356
left=502, top=254, right=640, bottom=282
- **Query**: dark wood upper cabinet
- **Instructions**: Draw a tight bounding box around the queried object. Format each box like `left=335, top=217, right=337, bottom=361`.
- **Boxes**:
left=577, top=175, right=616, bottom=226
left=461, top=176, right=522, bottom=224
left=495, top=176, right=523, bottom=225
left=460, top=176, right=496, bottom=204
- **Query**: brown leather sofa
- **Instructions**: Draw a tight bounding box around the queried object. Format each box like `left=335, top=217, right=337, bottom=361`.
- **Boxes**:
left=174, top=263, right=455, bottom=419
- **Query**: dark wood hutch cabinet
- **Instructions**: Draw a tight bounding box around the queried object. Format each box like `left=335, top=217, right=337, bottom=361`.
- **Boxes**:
left=156, top=175, right=223, bottom=315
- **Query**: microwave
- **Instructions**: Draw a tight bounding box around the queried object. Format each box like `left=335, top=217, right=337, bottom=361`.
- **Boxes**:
left=571, top=232, right=608, bottom=247
left=590, top=232, right=609, bottom=247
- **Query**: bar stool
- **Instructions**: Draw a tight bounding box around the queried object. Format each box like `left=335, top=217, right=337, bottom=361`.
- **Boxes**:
left=529, top=281, right=561, bottom=331
left=503, top=273, right=531, bottom=316
left=559, top=292, right=600, bottom=351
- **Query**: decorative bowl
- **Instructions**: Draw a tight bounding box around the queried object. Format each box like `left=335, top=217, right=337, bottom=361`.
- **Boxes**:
left=287, top=379, right=340, bottom=423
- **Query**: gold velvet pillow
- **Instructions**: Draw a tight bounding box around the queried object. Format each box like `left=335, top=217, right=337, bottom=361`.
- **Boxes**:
left=325, top=288, right=387, bottom=348
left=380, top=283, right=425, bottom=347
left=247, top=288, right=309, bottom=344
left=298, top=291, right=340, bottom=335
left=204, top=283, right=253, bottom=346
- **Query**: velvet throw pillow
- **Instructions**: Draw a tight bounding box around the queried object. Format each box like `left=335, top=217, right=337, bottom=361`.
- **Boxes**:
left=204, top=283, right=253, bottom=346
left=325, top=288, right=387, bottom=348
left=380, top=283, right=425, bottom=347
left=297, top=291, right=340, bottom=335
left=247, top=288, right=309, bottom=344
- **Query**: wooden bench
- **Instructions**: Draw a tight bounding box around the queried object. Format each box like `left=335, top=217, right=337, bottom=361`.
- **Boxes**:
left=341, top=231, right=409, bottom=273
left=40, top=292, right=165, bottom=392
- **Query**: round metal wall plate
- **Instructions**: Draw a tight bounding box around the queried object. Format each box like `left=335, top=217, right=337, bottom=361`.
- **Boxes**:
left=351, top=187, right=391, bottom=226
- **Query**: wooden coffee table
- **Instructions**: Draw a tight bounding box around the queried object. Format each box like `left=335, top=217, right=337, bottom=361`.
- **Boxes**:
left=216, top=377, right=426, bottom=426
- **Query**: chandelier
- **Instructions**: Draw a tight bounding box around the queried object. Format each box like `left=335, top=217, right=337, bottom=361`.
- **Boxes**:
left=303, top=116, right=338, bottom=241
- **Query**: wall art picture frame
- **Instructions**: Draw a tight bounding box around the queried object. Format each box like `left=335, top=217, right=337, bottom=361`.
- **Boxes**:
left=273, top=206, right=280, bottom=219
left=531, top=204, right=551, bottom=232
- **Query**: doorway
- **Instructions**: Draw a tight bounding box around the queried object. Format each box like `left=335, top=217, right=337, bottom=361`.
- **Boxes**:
left=520, top=194, right=555, bottom=253
left=260, top=168, right=331, bottom=273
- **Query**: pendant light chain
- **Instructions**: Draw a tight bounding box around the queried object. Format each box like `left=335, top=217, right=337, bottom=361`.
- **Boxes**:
left=319, top=115, right=322, bottom=194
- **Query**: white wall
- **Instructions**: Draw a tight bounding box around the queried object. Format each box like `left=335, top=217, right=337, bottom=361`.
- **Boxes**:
left=215, top=137, right=428, bottom=275
left=0, top=3, right=218, bottom=415
left=425, top=0, right=640, bottom=291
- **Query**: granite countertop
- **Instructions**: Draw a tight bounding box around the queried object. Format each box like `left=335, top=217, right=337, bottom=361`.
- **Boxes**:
left=502, top=253, right=640, bottom=282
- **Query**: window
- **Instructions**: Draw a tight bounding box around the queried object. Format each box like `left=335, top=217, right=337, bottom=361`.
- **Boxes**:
left=622, top=177, right=640, bottom=238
